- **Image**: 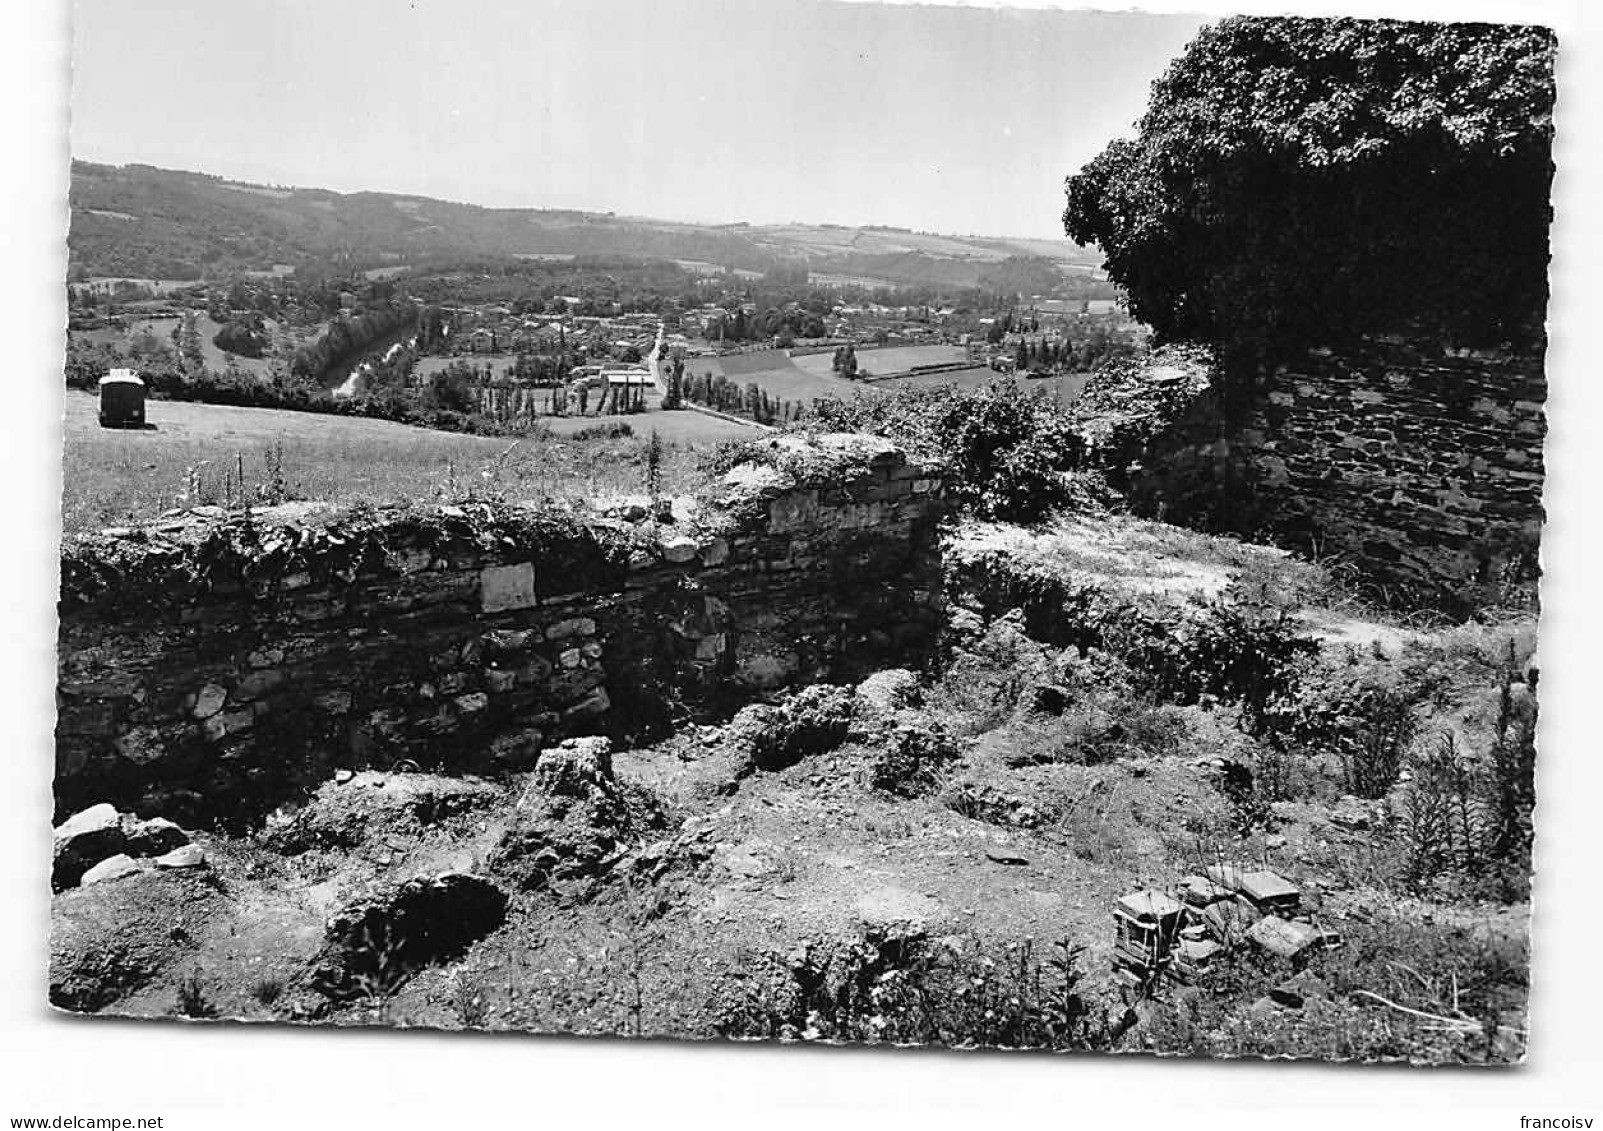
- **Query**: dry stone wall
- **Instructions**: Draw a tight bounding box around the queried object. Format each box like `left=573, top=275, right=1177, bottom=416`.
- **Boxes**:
left=1113, top=341, right=1545, bottom=607
left=55, top=435, right=947, bottom=826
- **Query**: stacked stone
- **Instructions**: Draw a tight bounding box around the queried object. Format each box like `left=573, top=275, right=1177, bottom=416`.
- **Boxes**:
left=55, top=436, right=949, bottom=826
left=1111, top=340, right=1546, bottom=605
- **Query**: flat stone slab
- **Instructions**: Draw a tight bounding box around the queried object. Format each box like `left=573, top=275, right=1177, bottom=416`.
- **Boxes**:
left=80, top=854, right=145, bottom=886
left=480, top=562, right=536, bottom=614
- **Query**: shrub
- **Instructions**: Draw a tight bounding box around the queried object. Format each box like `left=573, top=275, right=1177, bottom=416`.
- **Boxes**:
left=571, top=421, right=635, bottom=442
left=1257, top=649, right=1446, bottom=801
left=1102, top=582, right=1318, bottom=724
left=810, top=379, right=1090, bottom=523
left=717, top=929, right=1119, bottom=1051
left=1140, top=910, right=1528, bottom=1063
left=213, top=319, right=268, bottom=358
left=941, top=780, right=1035, bottom=827
left=451, top=974, right=491, bottom=1029
left=173, top=968, right=218, bottom=1019
left=933, top=610, right=1056, bottom=730
left=1395, top=651, right=1536, bottom=898
left=251, top=975, right=285, bottom=1007
left=644, top=429, right=665, bottom=497
left=951, top=562, right=1317, bottom=727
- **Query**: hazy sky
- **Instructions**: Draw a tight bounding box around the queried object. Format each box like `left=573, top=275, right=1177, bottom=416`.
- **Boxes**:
left=71, top=0, right=1207, bottom=239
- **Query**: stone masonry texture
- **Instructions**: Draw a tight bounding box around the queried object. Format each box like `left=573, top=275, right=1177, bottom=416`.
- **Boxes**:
left=54, top=435, right=948, bottom=827
left=1120, top=340, right=1545, bottom=606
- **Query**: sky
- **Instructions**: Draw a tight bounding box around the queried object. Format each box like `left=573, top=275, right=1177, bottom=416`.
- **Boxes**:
left=70, top=0, right=1207, bottom=240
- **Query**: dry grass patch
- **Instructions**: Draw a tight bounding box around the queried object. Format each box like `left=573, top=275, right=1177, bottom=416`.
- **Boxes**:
left=59, top=392, right=714, bottom=534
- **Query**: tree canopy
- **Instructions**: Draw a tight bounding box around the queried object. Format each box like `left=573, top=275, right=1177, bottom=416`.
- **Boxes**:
left=1063, top=17, right=1556, bottom=361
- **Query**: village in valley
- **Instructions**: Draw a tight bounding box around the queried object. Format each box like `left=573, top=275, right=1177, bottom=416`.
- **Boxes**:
left=65, top=172, right=1148, bottom=455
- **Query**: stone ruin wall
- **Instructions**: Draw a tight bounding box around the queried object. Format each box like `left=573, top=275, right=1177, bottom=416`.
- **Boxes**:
left=1125, top=341, right=1546, bottom=603
left=54, top=437, right=948, bottom=826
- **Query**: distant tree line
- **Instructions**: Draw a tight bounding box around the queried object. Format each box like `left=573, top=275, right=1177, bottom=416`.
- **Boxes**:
left=707, top=305, right=828, bottom=344
left=1010, top=336, right=1137, bottom=375
left=674, top=368, right=804, bottom=425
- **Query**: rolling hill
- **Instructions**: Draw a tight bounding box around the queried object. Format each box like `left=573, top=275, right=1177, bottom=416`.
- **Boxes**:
left=69, top=161, right=1101, bottom=291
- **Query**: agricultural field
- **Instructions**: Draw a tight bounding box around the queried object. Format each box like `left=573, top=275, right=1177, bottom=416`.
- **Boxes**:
left=78, top=277, right=202, bottom=296
left=683, top=349, right=856, bottom=404
left=876, top=369, right=1093, bottom=404
left=543, top=409, right=756, bottom=443
left=194, top=313, right=276, bottom=377
left=70, top=326, right=139, bottom=351
left=873, top=366, right=1011, bottom=393
left=680, top=344, right=1076, bottom=412
left=804, top=272, right=899, bottom=290
left=753, top=224, right=1002, bottom=262
left=72, top=314, right=287, bottom=382
left=58, top=392, right=740, bottom=535
left=412, top=354, right=519, bottom=381
left=1020, top=372, right=1093, bottom=404
left=792, top=343, right=971, bottom=379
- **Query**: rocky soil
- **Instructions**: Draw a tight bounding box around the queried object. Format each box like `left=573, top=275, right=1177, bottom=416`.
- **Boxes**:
left=48, top=512, right=1535, bottom=1063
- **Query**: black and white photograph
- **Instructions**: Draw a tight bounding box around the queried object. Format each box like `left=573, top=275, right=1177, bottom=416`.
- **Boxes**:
left=5, top=0, right=1600, bottom=1124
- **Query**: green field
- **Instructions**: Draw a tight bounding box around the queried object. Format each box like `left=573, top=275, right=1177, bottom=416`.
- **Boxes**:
left=80, top=277, right=200, bottom=296
left=873, top=367, right=1008, bottom=392
left=542, top=409, right=756, bottom=442
left=193, top=313, right=277, bottom=378
left=1014, top=372, right=1093, bottom=404
left=875, top=369, right=1093, bottom=403
left=59, top=393, right=751, bottom=535
left=412, top=354, right=517, bottom=380
left=73, top=314, right=289, bottom=382
left=793, top=343, right=972, bottom=379
left=684, top=349, right=856, bottom=405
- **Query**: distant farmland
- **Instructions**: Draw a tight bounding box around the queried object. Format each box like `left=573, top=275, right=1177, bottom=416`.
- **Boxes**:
left=73, top=314, right=298, bottom=382
left=878, top=369, right=1094, bottom=404
left=413, top=354, right=516, bottom=381
left=79, top=277, right=201, bottom=296
left=792, top=343, right=972, bottom=380
left=683, top=349, right=856, bottom=405
left=684, top=343, right=1002, bottom=410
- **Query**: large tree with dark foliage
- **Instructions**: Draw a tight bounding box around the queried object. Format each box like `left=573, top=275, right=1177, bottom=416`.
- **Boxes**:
left=1063, top=18, right=1556, bottom=364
